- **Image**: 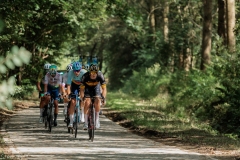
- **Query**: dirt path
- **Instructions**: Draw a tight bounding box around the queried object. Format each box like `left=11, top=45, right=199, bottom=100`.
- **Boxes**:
left=0, top=103, right=222, bottom=160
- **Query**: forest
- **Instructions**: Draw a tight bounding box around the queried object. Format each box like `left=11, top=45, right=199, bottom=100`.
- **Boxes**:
left=0, top=0, right=240, bottom=138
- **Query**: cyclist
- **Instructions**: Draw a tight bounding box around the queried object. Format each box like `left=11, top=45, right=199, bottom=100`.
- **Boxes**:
left=62, top=63, right=73, bottom=119
left=80, top=63, right=107, bottom=130
left=66, top=61, right=87, bottom=128
left=41, top=64, right=62, bottom=126
left=37, top=63, right=51, bottom=123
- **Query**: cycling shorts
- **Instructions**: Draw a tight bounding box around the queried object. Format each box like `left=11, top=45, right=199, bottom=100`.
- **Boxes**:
left=70, top=82, right=80, bottom=98
left=47, top=85, right=60, bottom=101
left=84, top=83, right=102, bottom=98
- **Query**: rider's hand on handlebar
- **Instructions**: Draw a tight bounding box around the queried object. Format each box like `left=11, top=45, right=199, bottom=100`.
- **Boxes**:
left=102, top=97, right=106, bottom=105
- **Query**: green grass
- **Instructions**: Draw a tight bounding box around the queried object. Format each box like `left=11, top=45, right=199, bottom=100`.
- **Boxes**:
left=106, top=91, right=240, bottom=150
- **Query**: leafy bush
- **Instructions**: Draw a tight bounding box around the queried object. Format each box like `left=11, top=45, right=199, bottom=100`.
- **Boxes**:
left=122, top=64, right=169, bottom=100
left=0, top=46, right=31, bottom=109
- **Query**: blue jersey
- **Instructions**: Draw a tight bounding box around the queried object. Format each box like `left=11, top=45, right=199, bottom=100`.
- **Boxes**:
left=67, top=69, right=87, bottom=85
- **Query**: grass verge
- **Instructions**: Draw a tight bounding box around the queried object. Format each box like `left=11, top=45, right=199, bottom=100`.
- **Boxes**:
left=105, top=91, right=240, bottom=158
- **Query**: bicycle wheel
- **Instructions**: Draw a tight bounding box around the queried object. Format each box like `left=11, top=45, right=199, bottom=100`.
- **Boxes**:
left=44, top=116, right=47, bottom=129
left=88, top=106, right=95, bottom=142
left=48, top=105, right=53, bottom=132
left=74, top=109, right=78, bottom=138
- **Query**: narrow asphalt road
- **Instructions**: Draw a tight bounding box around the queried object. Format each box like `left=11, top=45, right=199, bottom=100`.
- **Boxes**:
left=1, top=104, right=218, bottom=160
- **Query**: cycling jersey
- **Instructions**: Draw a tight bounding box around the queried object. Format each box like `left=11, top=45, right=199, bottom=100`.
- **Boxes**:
left=67, top=69, right=87, bottom=85
left=44, top=72, right=62, bottom=100
left=67, top=69, right=87, bottom=98
left=80, top=71, right=106, bottom=97
left=80, top=71, right=106, bottom=89
left=44, top=72, right=62, bottom=87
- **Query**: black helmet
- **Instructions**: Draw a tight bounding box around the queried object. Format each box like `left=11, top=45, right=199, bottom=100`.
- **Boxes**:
left=89, top=64, right=99, bottom=72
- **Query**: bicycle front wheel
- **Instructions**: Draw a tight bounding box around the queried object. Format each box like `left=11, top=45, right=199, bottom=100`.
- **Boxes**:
left=48, top=105, right=53, bottom=132
left=44, top=116, right=47, bottom=129
left=74, top=109, right=78, bottom=138
left=88, top=107, right=95, bottom=142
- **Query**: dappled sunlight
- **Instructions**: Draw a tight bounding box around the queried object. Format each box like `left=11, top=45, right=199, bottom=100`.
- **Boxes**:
left=2, top=107, right=212, bottom=159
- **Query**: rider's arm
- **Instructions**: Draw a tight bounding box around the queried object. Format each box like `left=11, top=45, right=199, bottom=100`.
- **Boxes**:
left=44, top=84, right=48, bottom=93
left=37, top=81, right=41, bottom=92
left=57, top=73, right=62, bottom=94
left=79, top=73, right=87, bottom=99
left=66, top=71, right=73, bottom=95
left=67, top=85, right=71, bottom=95
left=43, top=74, right=48, bottom=94
left=101, top=84, right=107, bottom=99
left=99, top=72, right=107, bottom=99
left=36, top=71, right=43, bottom=92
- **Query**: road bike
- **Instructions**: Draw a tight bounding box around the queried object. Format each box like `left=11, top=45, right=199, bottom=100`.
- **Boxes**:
left=66, top=90, right=81, bottom=138
left=43, top=93, right=54, bottom=132
left=87, top=96, right=96, bottom=142
left=86, top=96, right=104, bottom=142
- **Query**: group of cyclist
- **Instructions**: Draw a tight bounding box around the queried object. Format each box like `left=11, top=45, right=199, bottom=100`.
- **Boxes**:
left=36, top=59, right=107, bottom=130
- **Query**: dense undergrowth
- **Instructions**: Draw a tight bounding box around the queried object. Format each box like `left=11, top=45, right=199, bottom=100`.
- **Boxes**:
left=120, top=41, right=240, bottom=138
left=107, top=91, right=240, bottom=150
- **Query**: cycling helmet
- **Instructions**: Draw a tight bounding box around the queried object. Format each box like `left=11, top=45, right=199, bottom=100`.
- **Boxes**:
left=44, top=63, right=51, bottom=70
left=49, top=64, right=57, bottom=75
left=85, top=64, right=90, bottom=71
left=66, top=63, right=73, bottom=72
left=89, top=63, right=99, bottom=72
left=72, top=61, right=82, bottom=71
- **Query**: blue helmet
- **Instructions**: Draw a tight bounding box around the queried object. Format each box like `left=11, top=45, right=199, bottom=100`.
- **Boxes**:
left=72, top=61, right=82, bottom=71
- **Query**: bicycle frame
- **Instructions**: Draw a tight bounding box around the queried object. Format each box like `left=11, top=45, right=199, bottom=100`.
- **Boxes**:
left=44, top=94, right=54, bottom=132
left=73, top=90, right=81, bottom=138
left=88, top=96, right=96, bottom=142
left=67, top=90, right=81, bottom=138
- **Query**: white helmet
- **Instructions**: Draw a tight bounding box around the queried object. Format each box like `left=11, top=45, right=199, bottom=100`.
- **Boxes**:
left=66, top=63, right=73, bottom=72
left=44, top=63, right=51, bottom=70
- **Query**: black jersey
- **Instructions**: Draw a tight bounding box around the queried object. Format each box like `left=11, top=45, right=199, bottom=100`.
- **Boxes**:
left=80, top=71, right=106, bottom=89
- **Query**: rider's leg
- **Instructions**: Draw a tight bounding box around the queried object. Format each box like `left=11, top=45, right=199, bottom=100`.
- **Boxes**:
left=63, top=96, right=68, bottom=116
left=94, top=98, right=101, bottom=128
left=52, top=88, right=59, bottom=126
left=68, top=98, right=76, bottom=127
left=94, top=84, right=102, bottom=128
left=83, top=98, right=90, bottom=129
left=54, top=99, right=59, bottom=126
left=80, top=100, right=85, bottom=122
left=39, top=96, right=45, bottom=123
left=63, top=88, right=68, bottom=116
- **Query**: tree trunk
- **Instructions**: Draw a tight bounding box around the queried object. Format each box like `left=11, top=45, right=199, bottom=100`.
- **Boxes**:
left=218, top=0, right=226, bottom=44
left=163, top=1, right=169, bottom=43
left=200, top=0, right=212, bottom=71
left=149, top=0, right=156, bottom=41
left=226, top=0, right=235, bottom=53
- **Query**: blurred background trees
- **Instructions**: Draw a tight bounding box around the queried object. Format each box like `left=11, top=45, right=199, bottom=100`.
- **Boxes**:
left=1, top=0, right=240, bottom=135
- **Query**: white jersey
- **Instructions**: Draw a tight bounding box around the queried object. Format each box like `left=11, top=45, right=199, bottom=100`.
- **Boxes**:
left=44, top=72, right=62, bottom=87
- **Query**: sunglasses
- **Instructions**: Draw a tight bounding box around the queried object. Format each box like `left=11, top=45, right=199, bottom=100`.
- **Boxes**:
left=90, top=71, right=98, bottom=74
left=74, top=70, right=80, bottom=72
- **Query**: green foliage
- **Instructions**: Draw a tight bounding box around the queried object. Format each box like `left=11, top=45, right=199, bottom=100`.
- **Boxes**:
left=0, top=152, right=12, bottom=160
left=0, top=46, right=31, bottom=109
left=122, top=64, right=170, bottom=100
